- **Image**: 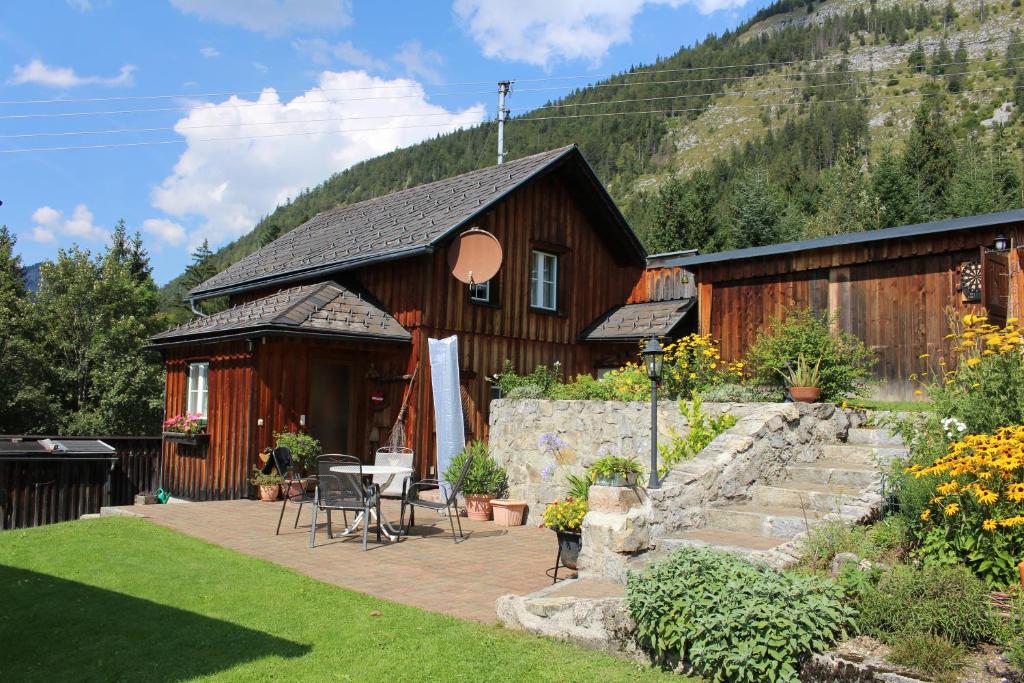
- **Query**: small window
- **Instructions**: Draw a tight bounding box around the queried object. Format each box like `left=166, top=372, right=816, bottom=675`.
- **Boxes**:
left=187, top=362, right=209, bottom=417
left=469, top=280, right=491, bottom=303
left=529, top=250, right=558, bottom=311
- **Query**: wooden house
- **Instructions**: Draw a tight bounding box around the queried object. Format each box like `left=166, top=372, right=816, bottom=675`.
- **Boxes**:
left=661, top=209, right=1024, bottom=399
left=150, top=146, right=697, bottom=500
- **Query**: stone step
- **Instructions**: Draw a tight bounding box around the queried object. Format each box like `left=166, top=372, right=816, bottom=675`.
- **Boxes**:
left=819, top=443, right=907, bottom=467
left=785, top=459, right=880, bottom=489
left=706, top=504, right=820, bottom=540
left=750, top=481, right=863, bottom=513
left=656, top=529, right=788, bottom=556
left=846, top=427, right=904, bottom=447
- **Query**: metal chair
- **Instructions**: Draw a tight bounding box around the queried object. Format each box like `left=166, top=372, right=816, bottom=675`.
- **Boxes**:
left=271, top=446, right=318, bottom=535
left=373, top=447, right=414, bottom=499
left=309, top=454, right=381, bottom=551
left=399, top=451, right=473, bottom=543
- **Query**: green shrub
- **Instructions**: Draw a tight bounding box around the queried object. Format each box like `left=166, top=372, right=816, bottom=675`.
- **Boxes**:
left=855, top=563, right=995, bottom=646
left=658, top=394, right=737, bottom=477
left=548, top=374, right=615, bottom=400
left=746, top=307, right=877, bottom=401
left=699, top=383, right=785, bottom=402
left=627, top=546, right=853, bottom=682
left=998, top=589, right=1024, bottom=671
left=505, top=384, right=545, bottom=399
left=887, top=632, right=965, bottom=681
left=442, top=440, right=507, bottom=496
left=273, top=430, right=321, bottom=472
left=797, top=517, right=909, bottom=571
left=489, top=360, right=562, bottom=397
left=589, top=455, right=642, bottom=482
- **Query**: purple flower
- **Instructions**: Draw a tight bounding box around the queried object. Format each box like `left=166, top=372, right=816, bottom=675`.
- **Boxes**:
left=540, top=463, right=556, bottom=482
left=539, top=433, right=568, bottom=452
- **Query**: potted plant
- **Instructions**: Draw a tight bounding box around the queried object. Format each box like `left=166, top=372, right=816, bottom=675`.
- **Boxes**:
left=443, top=440, right=507, bottom=521
left=779, top=354, right=822, bottom=403
left=589, top=455, right=642, bottom=487
left=541, top=497, right=588, bottom=570
left=250, top=468, right=283, bottom=501
left=162, top=413, right=209, bottom=445
left=490, top=499, right=528, bottom=526
left=273, top=431, right=322, bottom=476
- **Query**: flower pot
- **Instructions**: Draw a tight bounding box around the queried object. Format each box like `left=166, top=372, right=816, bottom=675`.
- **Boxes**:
left=258, top=484, right=280, bottom=502
left=491, top=499, right=527, bottom=526
left=593, top=472, right=638, bottom=487
left=282, top=481, right=305, bottom=499
left=788, top=386, right=821, bottom=403
left=163, top=431, right=209, bottom=447
left=464, top=494, right=496, bottom=521
left=556, top=531, right=582, bottom=570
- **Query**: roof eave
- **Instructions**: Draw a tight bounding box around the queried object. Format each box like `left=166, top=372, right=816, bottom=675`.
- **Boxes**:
left=148, top=325, right=412, bottom=350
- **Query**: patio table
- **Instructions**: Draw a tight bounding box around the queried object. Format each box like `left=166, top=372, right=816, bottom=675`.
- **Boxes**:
left=328, top=464, right=413, bottom=541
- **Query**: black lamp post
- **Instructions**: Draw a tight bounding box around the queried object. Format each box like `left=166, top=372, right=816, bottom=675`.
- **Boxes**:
left=642, top=337, right=665, bottom=489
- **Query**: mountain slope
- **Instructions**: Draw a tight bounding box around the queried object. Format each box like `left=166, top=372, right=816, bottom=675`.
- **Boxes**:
left=160, top=0, right=1024, bottom=319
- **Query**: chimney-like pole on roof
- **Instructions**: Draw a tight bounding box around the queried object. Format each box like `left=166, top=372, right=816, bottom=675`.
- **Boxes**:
left=497, top=80, right=511, bottom=165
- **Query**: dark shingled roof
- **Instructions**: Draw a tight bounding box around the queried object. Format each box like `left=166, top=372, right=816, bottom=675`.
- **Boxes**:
left=151, top=281, right=410, bottom=347
left=581, top=298, right=696, bottom=342
left=660, top=208, right=1024, bottom=269
left=190, top=145, right=635, bottom=299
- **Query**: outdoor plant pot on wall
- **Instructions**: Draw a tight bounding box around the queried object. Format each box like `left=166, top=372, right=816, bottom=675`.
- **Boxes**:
left=257, top=484, right=280, bottom=502
left=593, top=472, right=638, bottom=487
left=556, top=531, right=582, bottom=570
left=464, top=494, right=496, bottom=521
left=788, top=387, right=821, bottom=402
left=491, top=499, right=527, bottom=526
left=162, top=432, right=210, bottom=447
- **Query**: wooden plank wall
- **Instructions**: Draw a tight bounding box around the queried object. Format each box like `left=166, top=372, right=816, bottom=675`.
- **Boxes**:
left=698, top=224, right=1024, bottom=399
left=627, top=266, right=696, bottom=303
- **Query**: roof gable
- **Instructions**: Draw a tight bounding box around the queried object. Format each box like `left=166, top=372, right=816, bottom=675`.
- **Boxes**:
left=189, top=145, right=643, bottom=299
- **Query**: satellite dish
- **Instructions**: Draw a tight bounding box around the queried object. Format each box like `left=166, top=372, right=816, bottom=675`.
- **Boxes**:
left=448, top=227, right=503, bottom=285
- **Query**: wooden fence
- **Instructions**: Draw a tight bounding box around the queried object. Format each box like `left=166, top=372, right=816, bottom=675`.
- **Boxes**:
left=0, top=435, right=162, bottom=530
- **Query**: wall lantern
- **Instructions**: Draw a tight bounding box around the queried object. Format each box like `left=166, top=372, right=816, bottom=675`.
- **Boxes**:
left=993, top=234, right=1010, bottom=252
left=642, top=338, right=665, bottom=489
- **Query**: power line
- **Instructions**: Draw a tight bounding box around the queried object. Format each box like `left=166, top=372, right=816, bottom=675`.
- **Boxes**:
left=4, top=83, right=1020, bottom=155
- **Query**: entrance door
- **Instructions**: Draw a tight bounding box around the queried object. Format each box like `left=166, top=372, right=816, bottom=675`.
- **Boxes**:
left=308, top=362, right=352, bottom=455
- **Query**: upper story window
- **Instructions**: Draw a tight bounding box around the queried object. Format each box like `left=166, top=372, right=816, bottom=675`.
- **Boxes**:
left=469, top=280, right=491, bottom=304
left=529, top=250, right=558, bottom=311
left=187, top=361, right=209, bottom=417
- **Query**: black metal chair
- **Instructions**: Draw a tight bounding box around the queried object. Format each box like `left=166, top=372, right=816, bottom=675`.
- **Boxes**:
left=399, top=452, right=474, bottom=543
left=271, top=446, right=318, bottom=535
left=309, top=454, right=381, bottom=551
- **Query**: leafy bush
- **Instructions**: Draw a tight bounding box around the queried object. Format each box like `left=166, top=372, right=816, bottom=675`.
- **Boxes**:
left=660, top=333, right=746, bottom=399
left=627, top=546, right=853, bottom=682
left=548, top=374, right=615, bottom=400
left=658, top=394, right=737, bottom=477
left=1001, top=589, right=1024, bottom=670
left=249, top=467, right=282, bottom=486
left=855, top=563, right=995, bottom=646
left=699, top=383, right=785, bottom=402
left=442, top=440, right=507, bottom=496
left=905, top=426, right=1024, bottom=586
left=505, top=384, right=545, bottom=399
left=746, top=307, right=877, bottom=401
left=541, top=497, right=587, bottom=533
left=887, top=632, right=965, bottom=681
left=589, top=455, right=642, bottom=482
left=489, top=360, right=562, bottom=397
left=797, top=517, right=909, bottom=571
left=599, top=363, right=652, bottom=401
left=274, top=431, right=321, bottom=472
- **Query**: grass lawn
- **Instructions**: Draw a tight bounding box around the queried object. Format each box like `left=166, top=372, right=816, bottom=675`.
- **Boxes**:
left=0, top=518, right=687, bottom=682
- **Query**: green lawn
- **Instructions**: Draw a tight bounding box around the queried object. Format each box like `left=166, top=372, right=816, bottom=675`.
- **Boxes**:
left=0, top=518, right=684, bottom=682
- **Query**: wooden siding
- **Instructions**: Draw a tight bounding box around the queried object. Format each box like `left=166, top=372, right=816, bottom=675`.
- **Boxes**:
left=698, top=226, right=1024, bottom=400
left=627, top=266, right=696, bottom=303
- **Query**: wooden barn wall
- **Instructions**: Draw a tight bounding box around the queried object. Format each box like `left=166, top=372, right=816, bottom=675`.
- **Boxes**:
left=627, top=266, right=696, bottom=303
left=162, top=341, right=254, bottom=500
left=700, top=225, right=1024, bottom=400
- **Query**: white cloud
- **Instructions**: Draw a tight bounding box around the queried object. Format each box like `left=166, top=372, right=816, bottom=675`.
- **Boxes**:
left=30, top=204, right=108, bottom=243
left=453, top=0, right=749, bottom=67
left=293, top=38, right=387, bottom=71
left=66, top=0, right=92, bottom=10
left=253, top=62, right=269, bottom=74
left=152, top=70, right=486, bottom=250
left=393, top=41, right=444, bottom=84
left=200, top=46, right=221, bottom=58
left=170, top=0, right=352, bottom=35
left=9, top=59, right=135, bottom=88
left=142, top=218, right=187, bottom=247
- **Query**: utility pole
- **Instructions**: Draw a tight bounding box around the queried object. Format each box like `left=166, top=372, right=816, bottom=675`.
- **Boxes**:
left=497, top=80, right=511, bottom=165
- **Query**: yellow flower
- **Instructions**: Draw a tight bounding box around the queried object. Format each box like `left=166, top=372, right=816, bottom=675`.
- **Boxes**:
left=914, top=389, right=923, bottom=396
left=919, top=353, right=929, bottom=359
left=966, top=357, right=982, bottom=367
left=944, top=503, right=960, bottom=516
left=921, top=509, right=932, bottom=520
left=975, top=488, right=999, bottom=505
left=983, top=519, right=997, bottom=532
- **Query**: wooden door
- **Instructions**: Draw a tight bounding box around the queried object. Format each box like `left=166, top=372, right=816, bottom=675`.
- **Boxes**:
left=982, top=247, right=1009, bottom=324
left=308, top=362, right=353, bottom=456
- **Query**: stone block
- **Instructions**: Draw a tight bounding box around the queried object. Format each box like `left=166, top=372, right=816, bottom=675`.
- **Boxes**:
left=587, top=486, right=644, bottom=514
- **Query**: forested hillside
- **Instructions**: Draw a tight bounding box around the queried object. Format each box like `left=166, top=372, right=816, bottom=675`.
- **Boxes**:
left=161, top=0, right=1024, bottom=320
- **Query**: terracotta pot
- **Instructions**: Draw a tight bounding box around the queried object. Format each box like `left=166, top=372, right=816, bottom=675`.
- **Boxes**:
left=491, top=499, right=527, bottom=526
left=464, top=494, right=496, bottom=521
left=556, top=531, right=582, bottom=570
left=282, top=481, right=305, bottom=499
left=789, top=386, right=821, bottom=403
left=258, top=484, right=280, bottom=502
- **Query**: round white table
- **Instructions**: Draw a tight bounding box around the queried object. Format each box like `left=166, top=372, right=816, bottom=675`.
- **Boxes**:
left=328, top=464, right=413, bottom=541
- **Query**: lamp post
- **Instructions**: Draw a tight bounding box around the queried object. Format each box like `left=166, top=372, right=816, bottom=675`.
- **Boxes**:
left=642, top=337, right=665, bottom=489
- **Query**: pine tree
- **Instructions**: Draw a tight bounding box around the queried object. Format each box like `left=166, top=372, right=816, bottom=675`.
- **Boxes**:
left=929, top=37, right=952, bottom=76
left=648, top=170, right=722, bottom=253
left=805, top=148, right=883, bottom=238
left=730, top=169, right=787, bottom=247
left=871, top=150, right=917, bottom=228
left=943, top=0, right=957, bottom=26
left=907, top=40, right=926, bottom=73
left=259, top=223, right=281, bottom=248
left=184, top=239, right=216, bottom=290
left=902, top=94, right=957, bottom=219
left=945, top=138, right=1022, bottom=216
left=948, top=40, right=968, bottom=93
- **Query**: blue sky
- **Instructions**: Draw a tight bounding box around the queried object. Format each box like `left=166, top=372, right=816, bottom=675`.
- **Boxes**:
left=0, top=0, right=768, bottom=284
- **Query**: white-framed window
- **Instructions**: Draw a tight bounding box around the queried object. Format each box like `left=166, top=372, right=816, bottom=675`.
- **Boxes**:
left=529, top=250, right=558, bottom=311
left=186, top=361, right=209, bottom=417
left=469, top=280, right=491, bottom=303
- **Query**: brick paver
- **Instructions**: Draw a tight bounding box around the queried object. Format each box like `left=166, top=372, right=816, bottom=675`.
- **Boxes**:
left=126, top=499, right=568, bottom=622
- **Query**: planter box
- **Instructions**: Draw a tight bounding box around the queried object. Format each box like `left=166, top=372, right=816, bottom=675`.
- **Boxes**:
left=491, top=499, right=527, bottom=526
left=162, top=432, right=209, bottom=447
left=593, top=472, right=638, bottom=487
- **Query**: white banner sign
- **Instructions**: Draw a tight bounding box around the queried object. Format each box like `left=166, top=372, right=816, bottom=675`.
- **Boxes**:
left=428, top=335, right=465, bottom=498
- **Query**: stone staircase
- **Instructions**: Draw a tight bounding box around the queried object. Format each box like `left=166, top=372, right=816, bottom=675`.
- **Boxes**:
left=653, top=426, right=907, bottom=560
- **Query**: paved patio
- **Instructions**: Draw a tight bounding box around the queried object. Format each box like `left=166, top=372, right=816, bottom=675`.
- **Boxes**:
left=121, top=498, right=567, bottom=622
